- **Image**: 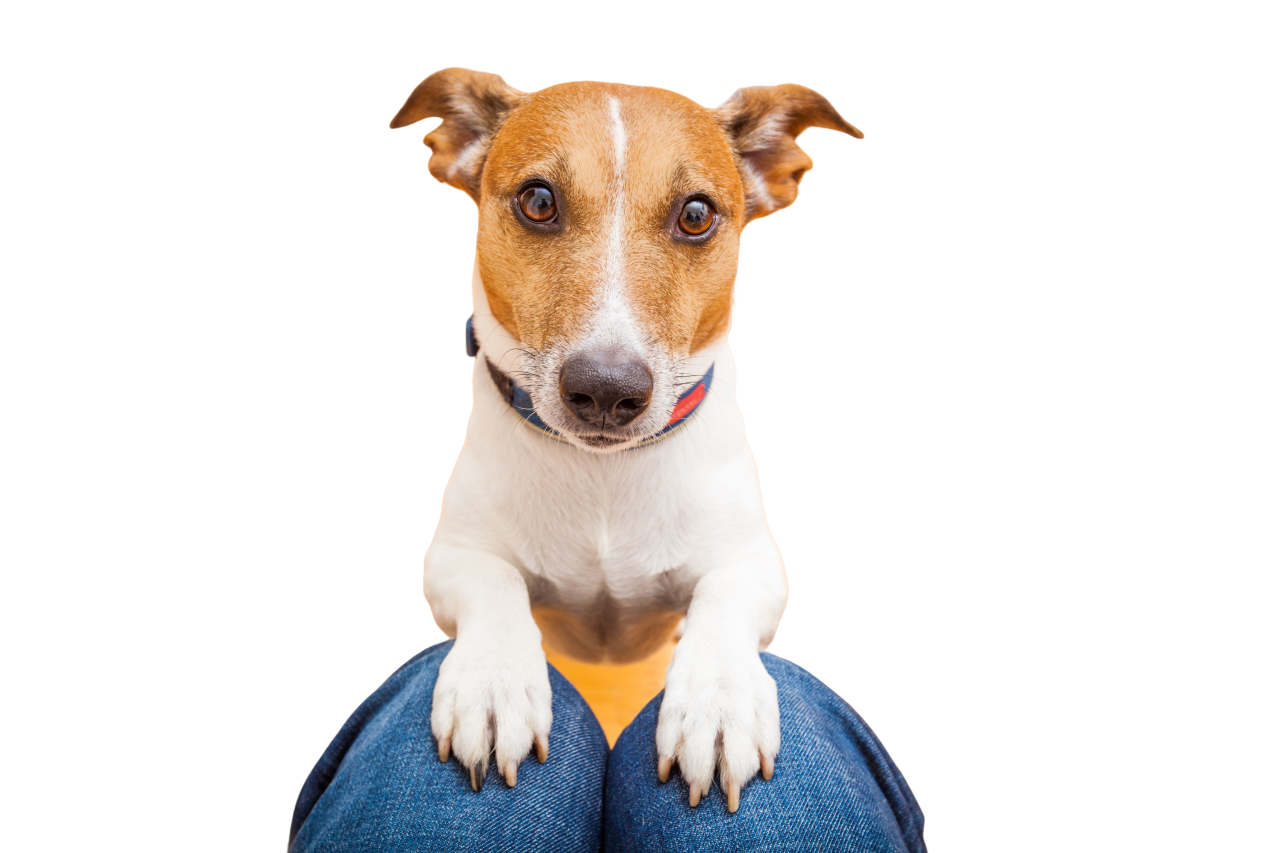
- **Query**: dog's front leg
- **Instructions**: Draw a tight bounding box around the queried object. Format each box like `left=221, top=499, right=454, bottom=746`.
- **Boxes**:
left=423, top=541, right=551, bottom=791
left=656, top=550, right=788, bottom=812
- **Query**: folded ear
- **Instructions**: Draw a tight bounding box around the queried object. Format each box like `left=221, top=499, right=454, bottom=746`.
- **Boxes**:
left=390, top=68, right=523, bottom=201
left=714, top=84, right=862, bottom=223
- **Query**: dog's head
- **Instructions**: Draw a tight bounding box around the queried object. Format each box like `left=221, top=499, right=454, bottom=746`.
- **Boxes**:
left=392, top=69, right=860, bottom=451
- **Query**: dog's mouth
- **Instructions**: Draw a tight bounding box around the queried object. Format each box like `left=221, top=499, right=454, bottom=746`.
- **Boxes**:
left=574, top=432, right=632, bottom=449
left=559, top=418, right=653, bottom=448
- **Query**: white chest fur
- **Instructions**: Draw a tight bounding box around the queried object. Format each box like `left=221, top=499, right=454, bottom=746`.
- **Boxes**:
left=423, top=267, right=784, bottom=663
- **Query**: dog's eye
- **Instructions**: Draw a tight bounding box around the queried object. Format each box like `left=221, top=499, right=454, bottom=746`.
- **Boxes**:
left=517, top=184, right=557, bottom=223
left=677, top=199, right=715, bottom=236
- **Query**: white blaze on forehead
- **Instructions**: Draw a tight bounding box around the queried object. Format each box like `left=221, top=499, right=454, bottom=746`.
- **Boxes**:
left=587, top=95, right=642, bottom=352
left=609, top=95, right=627, bottom=170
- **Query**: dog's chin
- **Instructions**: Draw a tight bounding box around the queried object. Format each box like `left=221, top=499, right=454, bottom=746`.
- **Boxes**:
left=539, top=411, right=658, bottom=453
left=548, top=424, right=641, bottom=453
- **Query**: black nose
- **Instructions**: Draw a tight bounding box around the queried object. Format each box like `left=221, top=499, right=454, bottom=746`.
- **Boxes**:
left=559, top=350, right=653, bottom=427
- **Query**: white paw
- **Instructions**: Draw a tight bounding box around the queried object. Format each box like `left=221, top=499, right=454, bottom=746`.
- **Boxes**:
left=655, top=639, right=780, bottom=812
left=430, top=634, right=553, bottom=790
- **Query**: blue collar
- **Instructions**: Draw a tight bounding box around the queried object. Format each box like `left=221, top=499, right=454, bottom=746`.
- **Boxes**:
left=466, top=316, right=713, bottom=448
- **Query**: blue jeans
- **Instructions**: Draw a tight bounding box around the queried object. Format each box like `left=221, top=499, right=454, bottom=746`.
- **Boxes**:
left=290, top=642, right=925, bottom=852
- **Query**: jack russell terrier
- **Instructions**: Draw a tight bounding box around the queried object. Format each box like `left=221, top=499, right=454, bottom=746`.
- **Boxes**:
left=391, top=68, right=860, bottom=813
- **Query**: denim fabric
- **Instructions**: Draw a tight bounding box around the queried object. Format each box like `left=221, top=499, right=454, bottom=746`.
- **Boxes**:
left=603, top=655, right=926, bottom=853
left=290, top=643, right=925, bottom=852
left=289, top=642, right=609, bottom=852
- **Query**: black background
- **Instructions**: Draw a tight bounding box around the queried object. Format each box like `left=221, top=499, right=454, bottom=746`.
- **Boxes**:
left=282, top=63, right=952, bottom=835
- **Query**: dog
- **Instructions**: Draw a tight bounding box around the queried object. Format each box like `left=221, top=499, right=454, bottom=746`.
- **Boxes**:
left=391, top=68, right=860, bottom=812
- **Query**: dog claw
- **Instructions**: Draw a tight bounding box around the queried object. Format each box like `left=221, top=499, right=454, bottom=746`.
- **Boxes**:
left=469, top=763, right=485, bottom=792
left=761, top=749, right=774, bottom=781
left=437, top=736, right=451, bottom=763
left=535, top=734, right=548, bottom=764
left=504, top=761, right=518, bottom=788
left=657, top=756, right=672, bottom=783
left=689, top=786, right=701, bottom=808
left=727, top=783, right=740, bottom=814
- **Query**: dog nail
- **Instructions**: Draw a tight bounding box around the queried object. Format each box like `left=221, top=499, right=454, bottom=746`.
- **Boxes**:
left=689, top=786, right=701, bottom=808
left=761, top=750, right=774, bottom=781
left=504, top=761, right=518, bottom=787
left=657, top=756, right=672, bottom=783
left=727, top=784, right=740, bottom=813
left=536, top=734, right=548, bottom=764
left=438, top=736, right=451, bottom=763
left=470, top=764, right=484, bottom=792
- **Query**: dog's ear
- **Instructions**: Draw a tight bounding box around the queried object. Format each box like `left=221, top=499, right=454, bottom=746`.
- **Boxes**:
left=714, top=85, right=862, bottom=223
left=390, top=68, right=523, bottom=201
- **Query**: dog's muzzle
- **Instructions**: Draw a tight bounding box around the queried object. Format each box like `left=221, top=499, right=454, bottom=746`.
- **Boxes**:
left=466, top=315, right=713, bottom=451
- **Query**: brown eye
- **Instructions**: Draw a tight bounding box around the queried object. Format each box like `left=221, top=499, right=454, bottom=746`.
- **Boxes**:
left=678, top=198, right=715, bottom=236
left=518, top=184, right=557, bottom=223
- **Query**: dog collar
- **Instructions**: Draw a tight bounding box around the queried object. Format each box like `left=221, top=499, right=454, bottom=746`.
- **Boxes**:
left=466, top=316, right=713, bottom=448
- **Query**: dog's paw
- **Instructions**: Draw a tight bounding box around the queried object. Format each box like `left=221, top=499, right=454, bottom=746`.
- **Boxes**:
left=655, top=639, right=780, bottom=812
left=430, top=634, right=553, bottom=790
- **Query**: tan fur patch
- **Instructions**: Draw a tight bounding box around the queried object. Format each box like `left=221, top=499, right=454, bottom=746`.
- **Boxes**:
left=389, top=68, right=523, bottom=201
left=474, top=83, right=744, bottom=357
left=392, top=72, right=860, bottom=362
left=714, top=84, right=863, bottom=222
